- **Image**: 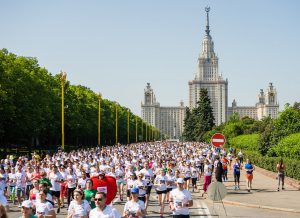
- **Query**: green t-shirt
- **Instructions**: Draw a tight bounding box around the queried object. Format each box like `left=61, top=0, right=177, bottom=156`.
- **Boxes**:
left=84, top=189, right=97, bottom=209
left=18, top=214, right=37, bottom=218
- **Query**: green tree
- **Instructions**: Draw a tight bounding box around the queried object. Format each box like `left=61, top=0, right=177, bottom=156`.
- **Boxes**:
left=192, top=88, right=215, bottom=141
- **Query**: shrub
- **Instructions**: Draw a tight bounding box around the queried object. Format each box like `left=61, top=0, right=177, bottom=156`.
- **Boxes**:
left=244, top=150, right=300, bottom=180
left=228, top=134, right=259, bottom=151
left=269, top=133, right=300, bottom=159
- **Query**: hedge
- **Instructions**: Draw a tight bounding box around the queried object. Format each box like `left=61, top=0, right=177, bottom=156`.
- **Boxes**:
left=244, top=150, right=300, bottom=180
left=228, top=134, right=259, bottom=151
left=269, top=133, right=300, bottom=159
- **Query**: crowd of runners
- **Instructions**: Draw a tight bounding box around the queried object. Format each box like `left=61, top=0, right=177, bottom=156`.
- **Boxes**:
left=0, top=142, right=255, bottom=218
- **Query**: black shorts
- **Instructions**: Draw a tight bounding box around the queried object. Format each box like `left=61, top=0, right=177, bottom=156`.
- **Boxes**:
left=138, top=196, right=146, bottom=202
left=146, top=186, right=152, bottom=195
left=192, top=178, right=197, bottom=185
left=50, top=190, right=60, bottom=198
left=127, top=189, right=131, bottom=198
left=184, top=177, right=191, bottom=181
left=173, top=215, right=190, bottom=218
left=156, top=190, right=167, bottom=195
left=166, top=188, right=173, bottom=192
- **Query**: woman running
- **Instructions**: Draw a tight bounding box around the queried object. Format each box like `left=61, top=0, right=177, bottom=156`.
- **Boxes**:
left=245, top=159, right=254, bottom=192
left=154, top=168, right=167, bottom=218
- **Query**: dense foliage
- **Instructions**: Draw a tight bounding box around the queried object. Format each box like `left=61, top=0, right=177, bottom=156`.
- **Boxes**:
left=244, top=150, right=300, bottom=180
left=228, top=134, right=259, bottom=151
left=183, top=88, right=215, bottom=141
left=269, top=133, right=300, bottom=159
left=0, top=49, right=159, bottom=153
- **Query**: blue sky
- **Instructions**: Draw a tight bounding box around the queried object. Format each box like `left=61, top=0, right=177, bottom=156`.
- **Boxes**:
left=1, top=0, right=299, bottom=115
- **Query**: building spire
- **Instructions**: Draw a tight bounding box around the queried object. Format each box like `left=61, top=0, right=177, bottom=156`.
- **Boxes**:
left=205, top=6, right=210, bottom=35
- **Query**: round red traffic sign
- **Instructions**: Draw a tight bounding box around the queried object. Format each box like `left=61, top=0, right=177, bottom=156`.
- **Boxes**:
left=211, top=133, right=226, bottom=147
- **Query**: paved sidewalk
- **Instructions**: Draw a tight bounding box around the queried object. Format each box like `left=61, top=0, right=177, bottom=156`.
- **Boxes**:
left=220, top=166, right=300, bottom=213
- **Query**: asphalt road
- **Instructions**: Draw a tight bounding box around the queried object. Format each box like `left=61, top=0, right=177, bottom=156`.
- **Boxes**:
left=7, top=188, right=300, bottom=218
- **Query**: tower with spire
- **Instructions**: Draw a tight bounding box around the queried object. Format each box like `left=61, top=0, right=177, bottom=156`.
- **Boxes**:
left=189, top=7, right=228, bottom=125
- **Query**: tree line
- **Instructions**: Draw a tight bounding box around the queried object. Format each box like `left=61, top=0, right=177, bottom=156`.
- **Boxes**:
left=0, top=49, right=160, bottom=153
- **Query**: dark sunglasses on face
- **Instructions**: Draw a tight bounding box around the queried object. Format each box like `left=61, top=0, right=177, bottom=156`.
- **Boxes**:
left=94, top=198, right=103, bottom=201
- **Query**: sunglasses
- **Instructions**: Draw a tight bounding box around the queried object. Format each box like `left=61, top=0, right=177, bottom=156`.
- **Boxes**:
left=94, top=198, right=103, bottom=201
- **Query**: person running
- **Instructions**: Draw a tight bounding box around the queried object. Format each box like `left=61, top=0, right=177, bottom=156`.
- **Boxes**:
left=154, top=168, right=167, bottom=218
left=84, top=179, right=97, bottom=209
left=49, top=165, right=64, bottom=213
left=233, top=158, right=242, bottom=190
left=276, top=159, right=286, bottom=191
left=202, top=159, right=212, bottom=195
left=67, top=189, right=91, bottom=218
left=35, top=190, right=56, bottom=218
left=169, top=178, right=193, bottom=218
left=221, top=155, right=229, bottom=182
left=238, top=150, right=244, bottom=164
left=133, top=172, right=147, bottom=204
left=90, top=192, right=121, bottom=218
left=123, top=188, right=146, bottom=218
left=190, top=164, right=198, bottom=192
left=66, top=168, right=77, bottom=206
left=8, top=167, right=17, bottom=204
left=15, top=165, right=26, bottom=207
left=18, top=200, right=37, bottom=218
left=139, top=161, right=154, bottom=210
left=245, top=159, right=254, bottom=192
left=115, top=164, right=125, bottom=201
left=126, top=172, right=136, bottom=201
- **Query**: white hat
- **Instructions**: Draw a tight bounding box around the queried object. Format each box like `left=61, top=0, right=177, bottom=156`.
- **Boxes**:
left=22, top=200, right=32, bottom=208
left=176, top=178, right=184, bottom=184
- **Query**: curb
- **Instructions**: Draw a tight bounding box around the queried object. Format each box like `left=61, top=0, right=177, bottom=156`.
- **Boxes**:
left=254, top=165, right=300, bottom=190
left=222, top=200, right=300, bottom=213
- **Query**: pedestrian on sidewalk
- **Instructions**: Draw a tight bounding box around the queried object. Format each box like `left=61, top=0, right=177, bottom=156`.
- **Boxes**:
left=245, top=159, right=254, bottom=192
left=276, top=159, right=286, bottom=191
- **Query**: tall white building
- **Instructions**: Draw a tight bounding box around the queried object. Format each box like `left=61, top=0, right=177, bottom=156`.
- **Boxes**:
left=188, top=7, right=228, bottom=125
left=228, top=83, right=279, bottom=120
left=141, top=83, right=185, bottom=139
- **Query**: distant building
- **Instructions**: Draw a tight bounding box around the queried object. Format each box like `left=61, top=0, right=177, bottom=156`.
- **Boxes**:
left=188, top=7, right=228, bottom=125
left=228, top=83, right=279, bottom=120
left=141, top=83, right=185, bottom=139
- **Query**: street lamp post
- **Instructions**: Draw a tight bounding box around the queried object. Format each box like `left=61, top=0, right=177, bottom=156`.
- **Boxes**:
left=98, top=93, right=102, bottom=146
left=135, top=116, right=138, bottom=143
left=60, top=71, right=67, bottom=150
left=145, top=123, right=148, bottom=142
left=127, top=110, right=130, bottom=144
left=115, top=104, right=118, bottom=145
left=141, top=120, right=143, bottom=142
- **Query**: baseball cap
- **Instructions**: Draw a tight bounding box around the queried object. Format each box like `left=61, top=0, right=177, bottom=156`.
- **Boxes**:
left=176, top=178, right=184, bottom=184
left=130, top=188, right=139, bottom=194
left=21, top=200, right=32, bottom=208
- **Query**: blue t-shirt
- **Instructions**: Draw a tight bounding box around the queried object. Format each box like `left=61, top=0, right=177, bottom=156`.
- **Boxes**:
left=233, top=163, right=241, bottom=174
left=245, top=163, right=253, bottom=174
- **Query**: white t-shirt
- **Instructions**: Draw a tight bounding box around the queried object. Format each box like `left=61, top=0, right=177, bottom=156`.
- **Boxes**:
left=204, top=164, right=212, bottom=177
left=123, top=200, right=145, bottom=218
left=49, top=172, right=64, bottom=191
left=35, top=201, right=54, bottom=215
left=67, top=174, right=77, bottom=188
left=89, top=205, right=121, bottom=218
left=139, top=168, right=154, bottom=186
left=133, top=180, right=147, bottom=197
left=191, top=167, right=198, bottom=179
left=8, top=173, right=16, bottom=186
left=78, top=178, right=87, bottom=189
left=68, top=199, right=91, bottom=218
left=154, top=175, right=167, bottom=191
left=170, top=188, right=192, bottom=215
left=15, top=171, right=26, bottom=188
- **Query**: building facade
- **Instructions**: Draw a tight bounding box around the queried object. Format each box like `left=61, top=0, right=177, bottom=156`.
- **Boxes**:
left=188, top=7, right=228, bottom=125
left=141, top=83, right=185, bottom=139
left=228, top=83, right=279, bottom=120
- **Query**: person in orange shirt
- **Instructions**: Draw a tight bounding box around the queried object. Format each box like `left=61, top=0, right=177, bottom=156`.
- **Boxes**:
left=221, top=156, right=229, bottom=182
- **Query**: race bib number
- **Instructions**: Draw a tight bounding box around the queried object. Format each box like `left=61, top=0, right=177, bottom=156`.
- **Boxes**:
left=97, top=186, right=107, bottom=194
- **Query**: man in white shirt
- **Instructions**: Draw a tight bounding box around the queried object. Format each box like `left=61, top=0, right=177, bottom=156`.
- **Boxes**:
left=15, top=166, right=26, bottom=207
left=49, top=165, right=64, bottom=213
left=169, top=178, right=193, bottom=218
left=89, top=192, right=121, bottom=218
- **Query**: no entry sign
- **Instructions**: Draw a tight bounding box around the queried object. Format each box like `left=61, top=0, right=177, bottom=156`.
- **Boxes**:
left=211, top=133, right=226, bottom=147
